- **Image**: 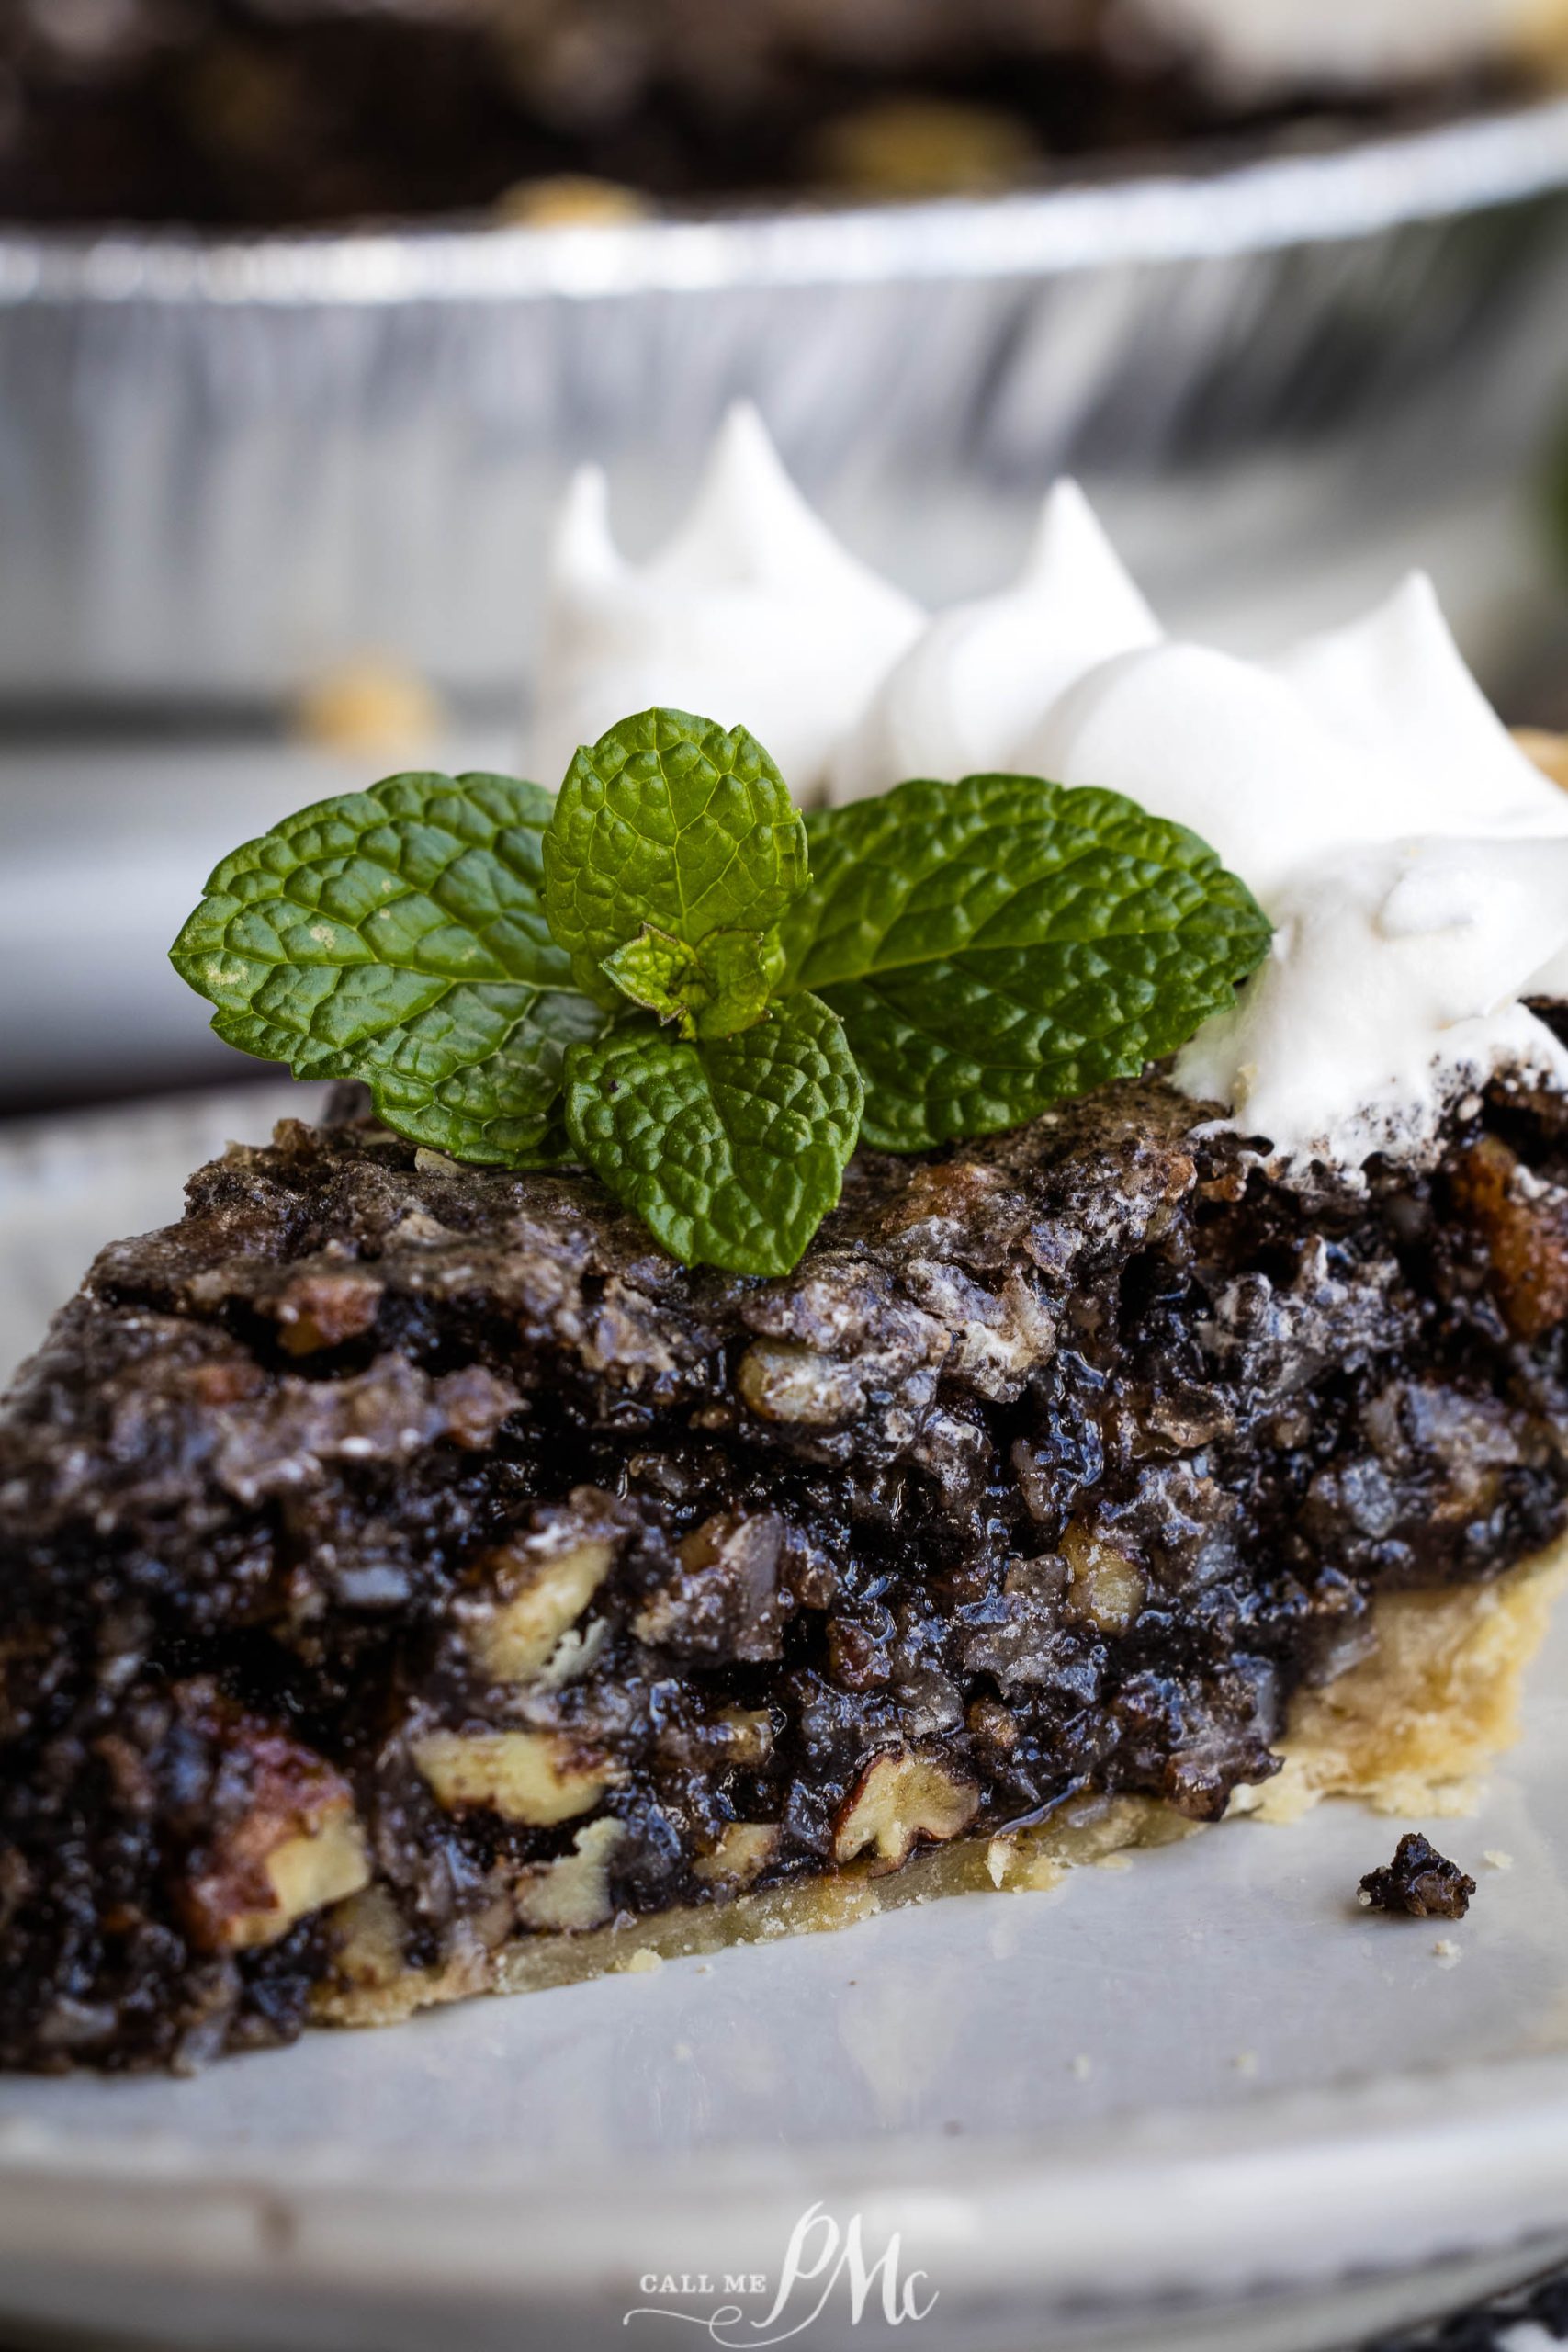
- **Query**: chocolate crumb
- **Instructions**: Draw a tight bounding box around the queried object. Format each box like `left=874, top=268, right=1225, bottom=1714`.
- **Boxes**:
left=1357, top=1833, right=1475, bottom=1920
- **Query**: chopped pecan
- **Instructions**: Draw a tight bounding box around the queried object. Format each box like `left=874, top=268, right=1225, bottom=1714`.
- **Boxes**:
left=1450, top=1135, right=1568, bottom=1340
left=513, top=1817, right=626, bottom=1932
left=1061, top=1522, right=1146, bottom=1635
left=737, top=1340, right=861, bottom=1427
left=178, top=1715, right=370, bottom=1954
left=269, top=1270, right=382, bottom=1357
left=412, top=1728, right=620, bottom=1826
left=693, top=1823, right=780, bottom=1889
left=459, top=1495, right=624, bottom=1683
left=832, top=1748, right=979, bottom=1872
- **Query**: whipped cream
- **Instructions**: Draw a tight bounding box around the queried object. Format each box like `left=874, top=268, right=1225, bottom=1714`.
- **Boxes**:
left=1008, top=576, right=1568, bottom=1159
left=1013, top=574, right=1568, bottom=898
left=1174, top=839, right=1568, bottom=1170
left=826, top=481, right=1160, bottom=808
left=528, top=403, right=923, bottom=799
left=535, top=411, right=1568, bottom=1172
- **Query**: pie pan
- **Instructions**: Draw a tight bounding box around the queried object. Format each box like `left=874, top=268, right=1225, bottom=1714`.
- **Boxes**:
left=3, top=99, right=1568, bottom=708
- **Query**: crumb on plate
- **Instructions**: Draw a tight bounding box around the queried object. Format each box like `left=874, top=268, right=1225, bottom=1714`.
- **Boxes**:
left=1358, top=1832, right=1475, bottom=1919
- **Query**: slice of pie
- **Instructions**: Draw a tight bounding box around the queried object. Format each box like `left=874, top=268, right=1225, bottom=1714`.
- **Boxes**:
left=5, top=1063, right=1567, bottom=2071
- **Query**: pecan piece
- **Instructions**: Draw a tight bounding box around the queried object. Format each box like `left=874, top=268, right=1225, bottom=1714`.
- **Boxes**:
left=1061, top=1521, right=1146, bottom=1635
left=269, top=1270, right=383, bottom=1356
left=832, top=1748, right=979, bottom=1873
left=514, top=1817, right=626, bottom=1932
left=459, top=1496, right=624, bottom=1684
left=412, top=1729, right=620, bottom=1826
left=179, top=1722, right=370, bottom=1954
left=1450, top=1135, right=1568, bottom=1341
left=694, top=1823, right=781, bottom=1889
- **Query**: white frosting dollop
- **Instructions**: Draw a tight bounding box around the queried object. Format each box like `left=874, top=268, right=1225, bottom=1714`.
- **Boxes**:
left=1014, top=573, right=1568, bottom=899
left=528, top=403, right=923, bottom=799
left=1008, top=576, right=1568, bottom=1161
left=535, top=416, right=1568, bottom=1174
left=1173, top=839, right=1568, bottom=1170
left=825, top=481, right=1159, bottom=808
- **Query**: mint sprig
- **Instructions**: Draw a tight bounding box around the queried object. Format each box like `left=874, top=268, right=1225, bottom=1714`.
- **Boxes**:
left=599, top=923, right=785, bottom=1040
left=780, top=774, right=1273, bottom=1151
left=174, top=709, right=1270, bottom=1274
left=542, top=708, right=807, bottom=1036
left=563, top=996, right=863, bottom=1277
left=170, top=774, right=604, bottom=1165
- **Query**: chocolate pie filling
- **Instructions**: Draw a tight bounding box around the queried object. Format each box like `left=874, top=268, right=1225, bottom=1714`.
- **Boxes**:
left=5, top=1061, right=1568, bottom=2071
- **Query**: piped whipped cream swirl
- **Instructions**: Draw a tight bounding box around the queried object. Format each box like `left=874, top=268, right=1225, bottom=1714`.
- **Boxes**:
left=529, top=403, right=923, bottom=801
left=532, top=407, right=1568, bottom=1174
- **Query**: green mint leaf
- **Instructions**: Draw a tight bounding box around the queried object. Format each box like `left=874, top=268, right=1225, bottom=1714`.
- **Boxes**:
left=171, top=772, right=605, bottom=1164
left=562, top=994, right=863, bottom=1276
left=600, top=926, right=701, bottom=1028
left=542, top=708, right=808, bottom=1023
left=600, top=924, right=785, bottom=1039
left=779, top=773, right=1271, bottom=1153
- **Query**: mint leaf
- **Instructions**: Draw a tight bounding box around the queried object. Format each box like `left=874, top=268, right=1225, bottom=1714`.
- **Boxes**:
left=600, top=924, right=785, bottom=1040
left=779, top=773, right=1270, bottom=1152
left=599, top=927, right=700, bottom=1027
left=562, top=994, right=863, bottom=1276
left=542, top=708, right=808, bottom=1029
left=171, top=772, right=605, bottom=1164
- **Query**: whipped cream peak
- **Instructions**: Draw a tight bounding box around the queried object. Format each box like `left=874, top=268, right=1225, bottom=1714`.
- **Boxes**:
left=825, top=478, right=1160, bottom=808
left=544, top=461, right=623, bottom=610
left=1270, top=570, right=1568, bottom=839
left=647, top=402, right=879, bottom=598
left=529, top=404, right=923, bottom=797
left=1014, top=636, right=1401, bottom=901
left=1014, top=568, right=1568, bottom=909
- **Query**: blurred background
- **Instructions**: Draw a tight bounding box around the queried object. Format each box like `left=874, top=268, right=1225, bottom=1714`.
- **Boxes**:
left=4, top=0, right=1568, bottom=1119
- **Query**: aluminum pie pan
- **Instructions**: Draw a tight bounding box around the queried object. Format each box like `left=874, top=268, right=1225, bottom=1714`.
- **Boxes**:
left=3, top=96, right=1568, bottom=706
left=5, top=97, right=1568, bottom=304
